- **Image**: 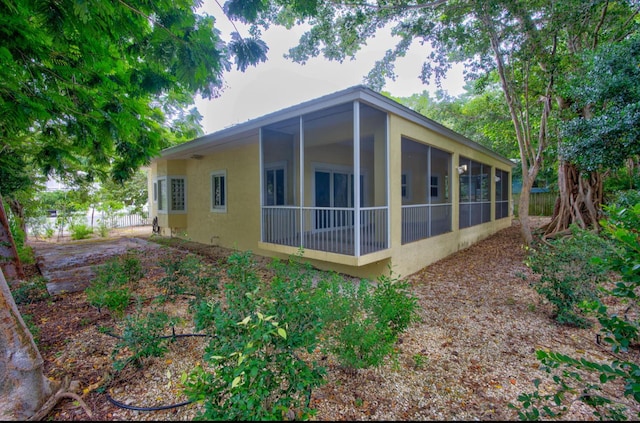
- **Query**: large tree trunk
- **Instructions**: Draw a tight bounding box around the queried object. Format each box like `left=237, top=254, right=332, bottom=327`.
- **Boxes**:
left=0, top=195, right=25, bottom=281
left=542, top=160, right=603, bottom=238
left=0, top=268, right=53, bottom=420
left=6, top=198, right=27, bottom=242
left=518, top=170, right=536, bottom=245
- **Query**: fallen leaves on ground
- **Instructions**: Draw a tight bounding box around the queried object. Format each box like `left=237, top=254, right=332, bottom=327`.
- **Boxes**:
left=18, top=217, right=639, bottom=421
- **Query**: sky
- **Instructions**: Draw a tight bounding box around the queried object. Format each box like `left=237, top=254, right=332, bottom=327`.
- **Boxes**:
left=194, top=5, right=467, bottom=135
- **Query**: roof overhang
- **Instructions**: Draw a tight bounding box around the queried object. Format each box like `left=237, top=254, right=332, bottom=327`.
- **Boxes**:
left=156, top=85, right=515, bottom=167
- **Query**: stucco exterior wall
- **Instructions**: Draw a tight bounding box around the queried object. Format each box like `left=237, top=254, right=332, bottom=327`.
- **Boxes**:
left=184, top=142, right=261, bottom=250
left=147, top=98, right=512, bottom=281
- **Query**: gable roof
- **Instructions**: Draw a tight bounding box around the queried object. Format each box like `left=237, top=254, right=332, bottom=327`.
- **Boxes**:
left=158, top=85, right=514, bottom=167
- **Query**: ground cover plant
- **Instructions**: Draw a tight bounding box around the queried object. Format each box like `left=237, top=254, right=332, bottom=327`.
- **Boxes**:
left=16, top=218, right=640, bottom=420
left=513, top=204, right=640, bottom=420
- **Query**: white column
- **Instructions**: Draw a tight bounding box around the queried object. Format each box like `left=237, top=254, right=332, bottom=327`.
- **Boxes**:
left=353, top=101, right=361, bottom=257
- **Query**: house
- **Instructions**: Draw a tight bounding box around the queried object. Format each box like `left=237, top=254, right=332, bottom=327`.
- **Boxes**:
left=147, top=85, right=514, bottom=279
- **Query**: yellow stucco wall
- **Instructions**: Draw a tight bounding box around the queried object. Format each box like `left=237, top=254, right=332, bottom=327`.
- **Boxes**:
left=148, top=108, right=512, bottom=281
left=188, top=142, right=260, bottom=250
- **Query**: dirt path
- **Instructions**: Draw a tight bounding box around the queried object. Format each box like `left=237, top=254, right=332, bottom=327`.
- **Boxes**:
left=30, top=226, right=160, bottom=295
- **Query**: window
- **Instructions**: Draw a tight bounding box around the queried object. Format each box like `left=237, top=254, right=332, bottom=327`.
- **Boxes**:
left=211, top=171, right=227, bottom=212
left=401, top=173, right=410, bottom=200
left=153, top=182, right=158, bottom=203
left=430, top=176, right=439, bottom=198
left=170, top=178, right=186, bottom=212
left=157, top=178, right=167, bottom=212
left=156, top=177, right=186, bottom=213
left=264, top=166, right=286, bottom=206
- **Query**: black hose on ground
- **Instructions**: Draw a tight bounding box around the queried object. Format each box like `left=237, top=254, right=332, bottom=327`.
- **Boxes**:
left=105, top=392, right=193, bottom=411
left=99, top=328, right=211, bottom=412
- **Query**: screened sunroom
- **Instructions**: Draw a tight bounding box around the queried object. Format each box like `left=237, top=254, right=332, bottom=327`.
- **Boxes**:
left=150, top=85, right=513, bottom=278
left=260, top=101, right=389, bottom=257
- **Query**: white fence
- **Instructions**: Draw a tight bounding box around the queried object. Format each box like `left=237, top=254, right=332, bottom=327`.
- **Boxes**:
left=28, top=210, right=150, bottom=238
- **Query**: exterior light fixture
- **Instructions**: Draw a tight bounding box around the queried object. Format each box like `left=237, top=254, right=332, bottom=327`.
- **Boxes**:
left=456, top=164, right=467, bottom=174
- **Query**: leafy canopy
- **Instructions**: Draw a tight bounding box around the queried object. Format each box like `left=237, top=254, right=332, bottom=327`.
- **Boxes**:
left=560, top=34, right=640, bottom=172
left=0, top=0, right=270, bottom=190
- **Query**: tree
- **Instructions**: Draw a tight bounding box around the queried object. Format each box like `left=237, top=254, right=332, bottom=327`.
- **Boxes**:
left=555, top=33, right=640, bottom=214
left=0, top=0, right=269, bottom=418
left=390, top=82, right=520, bottom=160
left=250, top=0, right=639, bottom=244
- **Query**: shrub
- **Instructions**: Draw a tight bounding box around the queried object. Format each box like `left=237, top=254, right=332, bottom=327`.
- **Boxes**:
left=185, top=251, right=326, bottom=420
left=120, top=249, right=144, bottom=284
left=512, top=203, right=640, bottom=420
left=112, top=310, right=174, bottom=371
left=183, top=311, right=325, bottom=421
left=69, top=222, right=93, bottom=240
left=85, top=259, right=132, bottom=319
left=525, top=225, right=613, bottom=327
left=316, top=269, right=419, bottom=370
left=184, top=251, right=419, bottom=419
left=11, top=276, right=49, bottom=304
left=158, top=253, right=218, bottom=300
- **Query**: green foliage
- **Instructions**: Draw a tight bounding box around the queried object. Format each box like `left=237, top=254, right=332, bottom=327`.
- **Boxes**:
left=7, top=205, right=35, bottom=264
left=120, top=250, right=144, bottom=284
left=186, top=251, right=418, bottom=419
left=525, top=226, right=613, bottom=327
left=69, top=222, right=93, bottom=240
left=560, top=34, right=640, bottom=172
left=11, top=276, right=49, bottom=305
left=157, top=253, right=218, bottom=300
left=85, top=256, right=142, bottom=319
left=185, top=251, right=326, bottom=420
left=112, top=310, right=174, bottom=371
left=317, top=269, right=420, bottom=370
left=512, top=202, right=640, bottom=420
left=183, top=311, right=324, bottom=421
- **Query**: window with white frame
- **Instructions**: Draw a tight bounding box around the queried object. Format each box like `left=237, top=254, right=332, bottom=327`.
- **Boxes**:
left=401, top=173, right=410, bottom=201
left=156, top=176, right=186, bottom=213
left=153, top=181, right=158, bottom=203
left=211, top=170, right=227, bottom=212
left=157, top=178, right=167, bottom=212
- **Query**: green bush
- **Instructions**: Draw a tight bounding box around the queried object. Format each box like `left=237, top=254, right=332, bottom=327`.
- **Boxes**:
left=525, top=226, right=613, bottom=327
left=69, top=222, right=93, bottom=240
left=183, top=311, right=325, bottom=421
left=512, top=203, right=640, bottom=420
left=158, top=253, right=218, bottom=300
left=185, top=251, right=326, bottom=421
left=112, top=310, right=174, bottom=371
left=120, top=249, right=144, bottom=284
left=11, top=276, right=49, bottom=304
left=85, top=259, right=132, bottom=319
left=316, top=269, right=419, bottom=370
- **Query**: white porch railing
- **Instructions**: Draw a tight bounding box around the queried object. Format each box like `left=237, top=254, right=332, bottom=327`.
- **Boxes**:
left=261, top=206, right=388, bottom=256
left=401, top=203, right=452, bottom=244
